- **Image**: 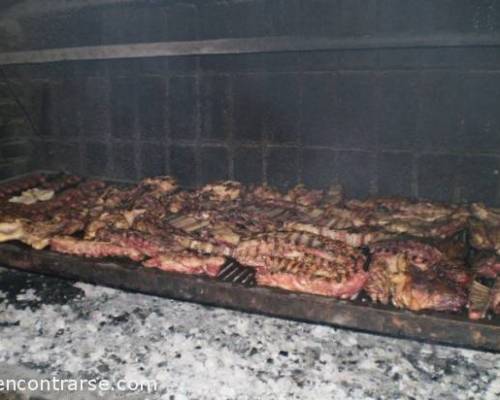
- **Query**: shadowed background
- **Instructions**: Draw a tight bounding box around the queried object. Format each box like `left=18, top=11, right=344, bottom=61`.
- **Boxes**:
left=0, top=0, right=499, bottom=204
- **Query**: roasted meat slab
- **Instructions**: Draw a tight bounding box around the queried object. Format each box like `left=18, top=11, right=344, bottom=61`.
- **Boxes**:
left=469, top=203, right=500, bottom=254
left=364, top=240, right=468, bottom=312
left=143, top=252, right=226, bottom=277
left=50, top=236, right=145, bottom=261
left=254, top=255, right=367, bottom=299
left=233, top=231, right=367, bottom=298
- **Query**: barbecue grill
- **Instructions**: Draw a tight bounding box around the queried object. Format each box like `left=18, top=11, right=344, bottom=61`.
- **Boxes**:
left=0, top=2, right=500, bottom=393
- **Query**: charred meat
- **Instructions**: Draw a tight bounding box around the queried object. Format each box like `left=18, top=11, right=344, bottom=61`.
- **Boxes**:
left=364, top=239, right=468, bottom=312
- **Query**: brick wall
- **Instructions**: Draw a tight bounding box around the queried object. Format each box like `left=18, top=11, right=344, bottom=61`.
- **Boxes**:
left=0, top=81, right=33, bottom=179
left=0, top=11, right=32, bottom=180
left=2, top=0, right=500, bottom=204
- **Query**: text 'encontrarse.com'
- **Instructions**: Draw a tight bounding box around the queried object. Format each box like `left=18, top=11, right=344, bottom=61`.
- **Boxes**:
left=0, top=377, right=158, bottom=393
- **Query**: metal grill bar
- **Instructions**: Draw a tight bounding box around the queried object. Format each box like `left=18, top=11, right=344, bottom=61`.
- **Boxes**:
left=217, top=259, right=256, bottom=287
left=1, top=34, right=500, bottom=66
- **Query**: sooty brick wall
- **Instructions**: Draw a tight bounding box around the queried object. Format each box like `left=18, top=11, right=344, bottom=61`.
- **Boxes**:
left=0, top=16, right=32, bottom=180
left=0, top=81, right=33, bottom=180
left=2, top=0, right=500, bottom=205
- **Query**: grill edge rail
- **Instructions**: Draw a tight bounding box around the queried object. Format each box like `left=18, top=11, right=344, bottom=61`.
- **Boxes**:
left=1, top=34, right=500, bottom=66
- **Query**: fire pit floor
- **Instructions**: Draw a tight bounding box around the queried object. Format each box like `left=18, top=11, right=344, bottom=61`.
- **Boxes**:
left=0, top=266, right=498, bottom=399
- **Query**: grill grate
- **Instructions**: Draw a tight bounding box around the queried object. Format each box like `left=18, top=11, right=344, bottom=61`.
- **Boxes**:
left=217, top=258, right=256, bottom=287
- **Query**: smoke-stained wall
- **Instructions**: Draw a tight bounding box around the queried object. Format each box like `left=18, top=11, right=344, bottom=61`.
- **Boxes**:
left=1, top=0, right=500, bottom=204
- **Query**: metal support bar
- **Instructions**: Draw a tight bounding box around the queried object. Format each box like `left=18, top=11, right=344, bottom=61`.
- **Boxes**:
left=0, top=0, right=144, bottom=19
left=0, top=34, right=500, bottom=66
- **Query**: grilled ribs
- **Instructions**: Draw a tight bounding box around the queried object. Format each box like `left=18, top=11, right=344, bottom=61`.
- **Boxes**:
left=234, top=231, right=367, bottom=298
left=254, top=255, right=367, bottom=299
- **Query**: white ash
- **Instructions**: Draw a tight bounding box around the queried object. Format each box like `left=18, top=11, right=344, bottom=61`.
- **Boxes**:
left=0, top=274, right=497, bottom=399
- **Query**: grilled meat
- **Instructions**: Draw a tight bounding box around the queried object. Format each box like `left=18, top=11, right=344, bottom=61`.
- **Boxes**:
left=85, top=209, right=146, bottom=240
left=166, top=214, right=210, bottom=233
left=345, top=198, right=469, bottom=240
left=431, top=232, right=468, bottom=261
left=50, top=236, right=144, bottom=261
left=40, top=174, right=82, bottom=193
left=234, top=231, right=365, bottom=265
left=0, top=180, right=108, bottom=249
left=143, top=252, right=225, bottom=276
left=282, top=196, right=468, bottom=247
left=284, top=184, right=325, bottom=207
left=394, top=261, right=467, bottom=312
left=0, top=180, right=106, bottom=221
left=469, top=203, right=500, bottom=255
left=492, top=278, right=500, bottom=314
left=471, top=252, right=500, bottom=278
left=201, top=221, right=241, bottom=246
left=233, top=231, right=367, bottom=298
left=468, top=280, right=492, bottom=320
left=369, top=239, right=444, bottom=269
left=1, top=174, right=82, bottom=207
left=436, top=260, right=471, bottom=287
left=86, top=222, right=229, bottom=275
left=469, top=219, right=500, bottom=254
left=95, top=228, right=183, bottom=258
left=0, top=213, right=86, bottom=250
left=470, top=202, right=500, bottom=224
left=365, top=239, right=468, bottom=311
left=247, top=184, right=283, bottom=202
left=1, top=174, right=496, bottom=317
left=199, top=181, right=243, bottom=201
left=140, top=176, right=178, bottom=194
left=283, top=221, right=394, bottom=247
left=322, top=185, right=344, bottom=207
left=255, top=255, right=367, bottom=299
left=172, top=235, right=233, bottom=257
left=468, top=252, right=500, bottom=318
left=0, top=174, right=47, bottom=199
left=346, top=197, right=413, bottom=212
